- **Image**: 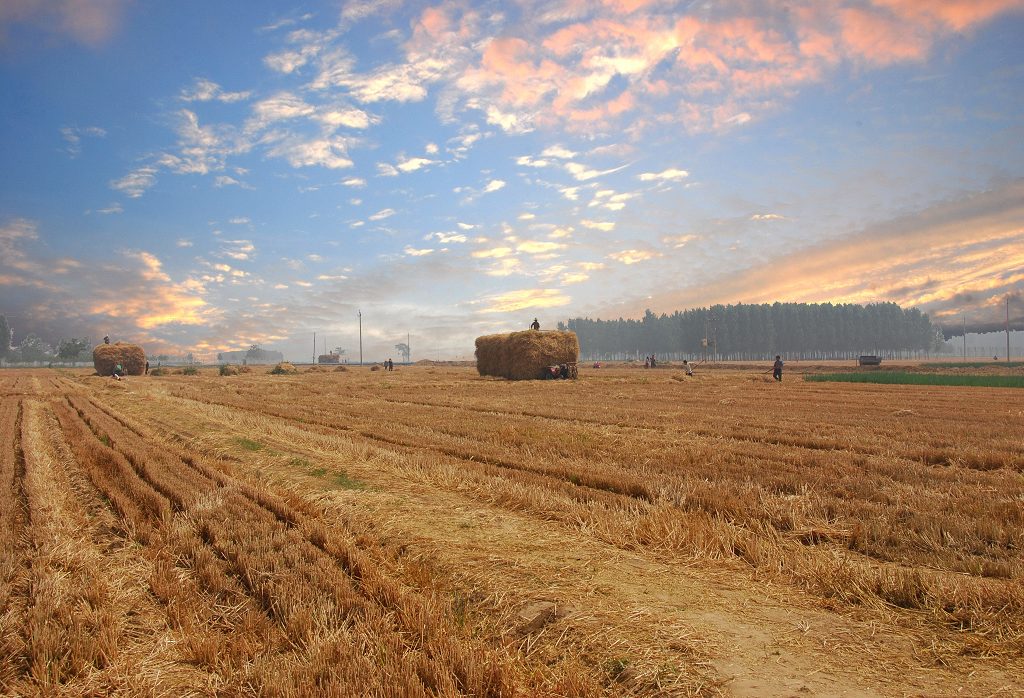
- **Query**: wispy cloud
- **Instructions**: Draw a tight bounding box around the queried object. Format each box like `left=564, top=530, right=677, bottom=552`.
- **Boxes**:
left=110, top=166, right=158, bottom=198
left=180, top=78, right=251, bottom=103
left=60, top=126, right=106, bottom=158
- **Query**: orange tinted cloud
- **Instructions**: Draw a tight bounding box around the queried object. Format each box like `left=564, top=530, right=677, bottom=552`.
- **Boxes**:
left=451, top=1, right=1024, bottom=133
left=620, top=181, right=1024, bottom=322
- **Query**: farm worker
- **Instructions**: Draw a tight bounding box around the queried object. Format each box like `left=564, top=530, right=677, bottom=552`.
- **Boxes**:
left=112, top=363, right=123, bottom=380
left=683, top=360, right=693, bottom=376
left=773, top=355, right=784, bottom=382
left=145, top=360, right=149, bottom=375
left=103, top=335, right=110, bottom=344
left=530, top=318, right=540, bottom=330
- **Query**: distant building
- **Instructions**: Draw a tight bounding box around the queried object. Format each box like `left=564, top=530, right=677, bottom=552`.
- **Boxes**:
left=318, top=353, right=342, bottom=364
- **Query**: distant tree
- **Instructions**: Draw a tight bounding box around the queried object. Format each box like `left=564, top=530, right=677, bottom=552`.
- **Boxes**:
left=0, top=315, right=10, bottom=359
left=246, top=344, right=261, bottom=360
left=394, top=342, right=410, bottom=362
left=185, top=352, right=195, bottom=365
left=57, top=337, right=90, bottom=361
left=18, top=334, right=53, bottom=362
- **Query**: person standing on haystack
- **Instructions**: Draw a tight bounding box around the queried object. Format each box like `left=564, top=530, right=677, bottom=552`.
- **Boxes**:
left=530, top=318, right=540, bottom=330
left=103, top=335, right=110, bottom=344
left=773, top=355, right=784, bottom=382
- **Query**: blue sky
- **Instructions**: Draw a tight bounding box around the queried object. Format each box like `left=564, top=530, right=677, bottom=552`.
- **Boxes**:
left=1, top=0, right=1022, bottom=361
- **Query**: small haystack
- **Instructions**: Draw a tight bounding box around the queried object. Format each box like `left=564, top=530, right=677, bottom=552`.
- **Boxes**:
left=270, top=362, right=298, bottom=375
left=475, top=330, right=579, bottom=380
left=219, top=364, right=240, bottom=376
left=93, top=342, right=146, bottom=376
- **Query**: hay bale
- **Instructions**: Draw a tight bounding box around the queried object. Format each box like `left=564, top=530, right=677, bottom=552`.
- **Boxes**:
left=219, top=364, right=240, bottom=376
left=93, top=342, right=146, bottom=376
left=270, top=362, right=298, bottom=375
left=334, top=365, right=348, bottom=372
left=475, top=330, right=578, bottom=380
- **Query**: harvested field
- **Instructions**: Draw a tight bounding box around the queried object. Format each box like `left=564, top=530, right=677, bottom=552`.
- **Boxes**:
left=0, top=364, right=1021, bottom=695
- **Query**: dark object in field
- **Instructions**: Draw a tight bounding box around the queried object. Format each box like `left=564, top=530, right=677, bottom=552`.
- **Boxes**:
left=858, top=355, right=882, bottom=366
left=542, top=363, right=578, bottom=380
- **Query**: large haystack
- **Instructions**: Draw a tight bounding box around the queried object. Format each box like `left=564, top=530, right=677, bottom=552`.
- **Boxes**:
left=93, top=342, right=146, bottom=376
left=475, top=330, right=579, bottom=380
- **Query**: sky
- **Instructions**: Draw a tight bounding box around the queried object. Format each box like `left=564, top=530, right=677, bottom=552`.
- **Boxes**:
left=1, top=0, right=1022, bottom=362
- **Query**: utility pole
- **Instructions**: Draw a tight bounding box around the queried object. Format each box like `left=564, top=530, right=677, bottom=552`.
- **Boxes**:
left=358, top=310, right=363, bottom=365
left=313, top=332, right=316, bottom=365
left=407, top=331, right=411, bottom=364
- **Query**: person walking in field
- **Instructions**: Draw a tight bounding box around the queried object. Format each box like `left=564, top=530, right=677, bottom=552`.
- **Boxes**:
left=530, top=318, right=540, bottom=330
left=773, top=355, right=784, bottom=382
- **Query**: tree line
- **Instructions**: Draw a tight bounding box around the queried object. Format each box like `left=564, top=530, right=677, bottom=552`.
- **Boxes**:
left=557, top=302, right=943, bottom=361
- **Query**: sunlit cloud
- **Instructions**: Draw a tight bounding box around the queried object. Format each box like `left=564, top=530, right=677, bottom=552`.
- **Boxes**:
left=483, top=178, right=506, bottom=193
left=517, top=240, right=567, bottom=254
left=662, top=234, right=698, bottom=248
left=404, top=245, right=434, bottom=256
left=478, top=288, right=572, bottom=313
left=638, top=168, right=689, bottom=182
left=581, top=219, right=615, bottom=231
left=609, top=249, right=660, bottom=265
left=472, top=246, right=514, bottom=259
left=751, top=213, right=786, bottom=221
left=369, top=207, right=395, bottom=221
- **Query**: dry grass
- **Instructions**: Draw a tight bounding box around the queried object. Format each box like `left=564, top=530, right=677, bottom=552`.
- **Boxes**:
left=92, top=343, right=146, bottom=377
left=475, top=330, right=579, bottom=380
left=1, top=364, right=1022, bottom=694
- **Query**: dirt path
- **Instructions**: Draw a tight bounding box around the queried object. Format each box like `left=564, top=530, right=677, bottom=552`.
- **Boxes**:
left=352, top=472, right=1018, bottom=696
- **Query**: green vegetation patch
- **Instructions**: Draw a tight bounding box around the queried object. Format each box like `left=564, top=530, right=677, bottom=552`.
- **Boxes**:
left=927, top=361, right=1024, bottom=369
left=235, top=437, right=263, bottom=451
left=805, top=373, right=1024, bottom=388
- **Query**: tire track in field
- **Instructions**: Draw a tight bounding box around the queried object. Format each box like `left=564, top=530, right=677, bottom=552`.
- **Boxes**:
left=13, top=399, right=217, bottom=694
left=61, top=392, right=520, bottom=696
left=157, top=387, right=655, bottom=505
left=0, top=397, right=28, bottom=691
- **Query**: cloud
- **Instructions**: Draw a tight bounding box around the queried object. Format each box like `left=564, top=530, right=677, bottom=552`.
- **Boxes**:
left=426, top=232, right=467, bottom=243
left=638, top=168, right=689, bottom=182
left=404, top=246, right=434, bottom=256
left=483, top=179, right=506, bottom=193
left=0, top=0, right=130, bottom=47
left=176, top=239, right=193, bottom=248
left=517, top=240, right=566, bottom=254
left=180, top=78, right=251, bottom=103
left=341, top=177, right=366, bottom=187
left=396, top=156, right=438, bottom=173
left=609, top=249, right=661, bottom=264
left=228, top=217, right=250, bottom=225
left=662, top=234, right=698, bottom=248
left=472, top=246, right=514, bottom=259
left=751, top=213, right=786, bottom=221
left=110, top=166, right=158, bottom=198
left=581, top=219, right=615, bottom=231
left=630, top=180, right=1024, bottom=323
left=565, top=161, right=628, bottom=181
left=478, top=288, right=572, bottom=313
left=60, top=126, right=106, bottom=158
left=368, top=208, right=395, bottom=221
left=266, top=134, right=355, bottom=169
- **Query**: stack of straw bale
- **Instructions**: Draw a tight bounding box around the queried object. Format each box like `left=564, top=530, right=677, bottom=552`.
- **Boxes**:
left=475, top=330, right=578, bottom=380
left=93, top=342, right=146, bottom=376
